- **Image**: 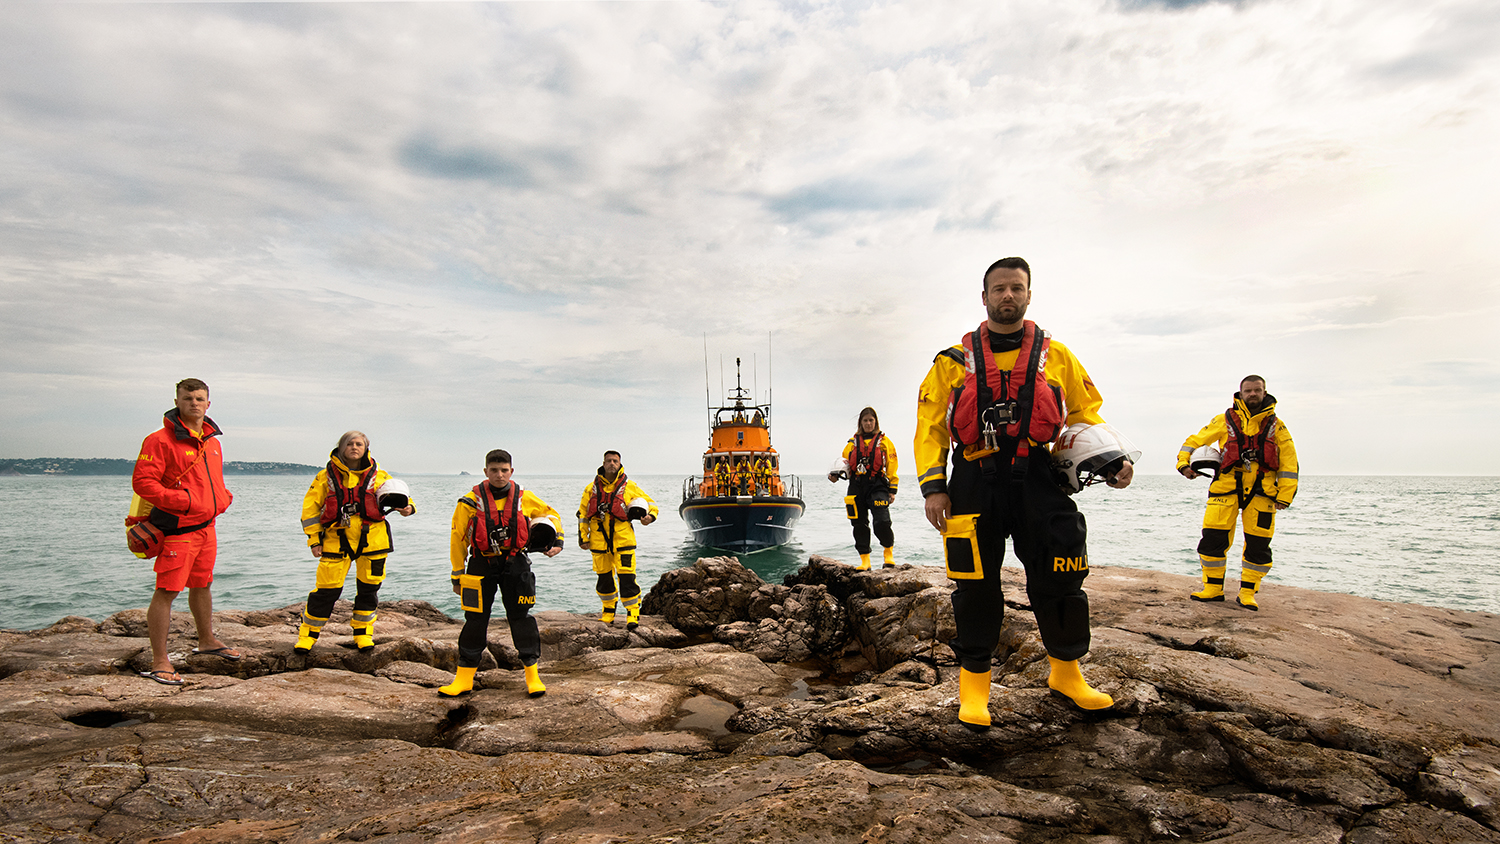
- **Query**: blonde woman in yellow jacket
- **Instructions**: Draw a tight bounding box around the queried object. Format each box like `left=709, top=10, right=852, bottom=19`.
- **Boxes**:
left=578, top=450, right=659, bottom=629
left=296, top=431, right=415, bottom=654
left=1177, top=376, right=1299, bottom=610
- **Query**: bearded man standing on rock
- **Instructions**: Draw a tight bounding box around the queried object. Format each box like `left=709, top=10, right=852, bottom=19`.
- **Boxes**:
left=1177, top=375, right=1299, bottom=610
left=915, top=257, right=1134, bottom=731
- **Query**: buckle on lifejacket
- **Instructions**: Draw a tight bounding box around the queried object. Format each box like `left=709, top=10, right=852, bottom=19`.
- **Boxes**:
left=489, top=524, right=510, bottom=545
left=980, top=403, right=1017, bottom=450
left=338, top=502, right=358, bottom=526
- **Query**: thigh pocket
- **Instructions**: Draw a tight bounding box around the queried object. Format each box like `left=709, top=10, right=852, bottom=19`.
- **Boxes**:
left=844, top=495, right=860, bottom=520
left=459, top=574, right=485, bottom=613
left=942, top=514, right=983, bottom=580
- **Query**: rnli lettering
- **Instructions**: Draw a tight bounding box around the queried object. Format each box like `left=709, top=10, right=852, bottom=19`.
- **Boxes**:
left=1053, top=555, right=1089, bottom=572
left=517, top=595, right=536, bottom=606
left=138, top=454, right=153, bottom=461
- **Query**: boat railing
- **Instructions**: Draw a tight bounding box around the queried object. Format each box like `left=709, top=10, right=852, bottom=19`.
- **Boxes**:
left=682, top=474, right=803, bottom=502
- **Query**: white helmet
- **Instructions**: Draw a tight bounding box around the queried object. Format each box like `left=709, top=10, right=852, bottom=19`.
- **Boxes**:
left=626, top=497, right=651, bottom=521
left=1189, top=445, right=1222, bottom=479
left=375, top=478, right=412, bottom=513
left=828, top=456, right=849, bottom=481
left=526, top=516, right=558, bottom=552
left=1051, top=423, right=1141, bottom=494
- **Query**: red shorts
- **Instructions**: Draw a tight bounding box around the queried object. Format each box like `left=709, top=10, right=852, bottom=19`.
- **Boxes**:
left=154, top=524, right=217, bottom=592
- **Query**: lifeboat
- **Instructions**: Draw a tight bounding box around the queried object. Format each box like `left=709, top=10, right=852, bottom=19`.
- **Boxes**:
left=679, top=358, right=804, bottom=553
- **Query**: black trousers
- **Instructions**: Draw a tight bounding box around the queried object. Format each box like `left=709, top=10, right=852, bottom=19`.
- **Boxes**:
left=948, top=450, right=1092, bottom=672
left=457, top=552, right=540, bottom=668
left=847, top=483, right=894, bottom=554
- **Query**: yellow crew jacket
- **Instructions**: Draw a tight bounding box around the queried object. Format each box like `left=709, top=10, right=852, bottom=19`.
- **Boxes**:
left=449, top=484, right=563, bottom=575
left=1177, top=395, right=1299, bottom=506
left=915, top=333, right=1106, bottom=498
left=301, top=452, right=406, bottom=558
left=577, top=472, right=659, bottom=553
left=840, top=433, right=900, bottom=494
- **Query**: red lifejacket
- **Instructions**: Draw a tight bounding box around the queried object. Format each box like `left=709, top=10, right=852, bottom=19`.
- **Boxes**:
left=319, top=459, right=386, bottom=527
left=1220, top=409, right=1280, bottom=471
left=850, top=433, right=887, bottom=479
left=949, top=321, right=1066, bottom=459
left=470, top=482, right=529, bottom=555
left=585, top=472, right=631, bottom=521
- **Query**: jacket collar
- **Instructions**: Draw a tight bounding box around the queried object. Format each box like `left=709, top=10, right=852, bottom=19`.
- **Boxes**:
left=163, top=407, right=222, bottom=442
left=328, top=450, right=374, bottom=477
left=1232, top=393, right=1278, bottom=430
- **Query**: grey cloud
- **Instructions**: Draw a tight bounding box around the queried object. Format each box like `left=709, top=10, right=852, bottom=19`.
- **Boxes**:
left=397, top=135, right=586, bottom=188
left=1118, top=0, right=1249, bottom=10
left=765, top=173, right=941, bottom=222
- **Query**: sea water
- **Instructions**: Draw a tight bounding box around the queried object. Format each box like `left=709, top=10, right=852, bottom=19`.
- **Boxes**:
left=1, top=474, right=1496, bottom=631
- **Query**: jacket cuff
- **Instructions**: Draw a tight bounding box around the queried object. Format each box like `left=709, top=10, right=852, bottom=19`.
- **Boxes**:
left=920, top=479, right=948, bottom=498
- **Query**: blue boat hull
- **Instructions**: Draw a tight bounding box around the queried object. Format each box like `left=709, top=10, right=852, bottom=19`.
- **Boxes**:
left=678, top=495, right=805, bottom=554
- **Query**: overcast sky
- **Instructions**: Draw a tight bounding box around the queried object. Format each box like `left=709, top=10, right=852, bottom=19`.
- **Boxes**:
left=2, top=0, right=1496, bottom=476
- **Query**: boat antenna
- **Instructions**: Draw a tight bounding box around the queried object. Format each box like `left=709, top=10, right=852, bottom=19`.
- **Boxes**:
left=703, top=334, right=711, bottom=430
left=768, top=331, right=773, bottom=426
left=753, top=354, right=758, bottom=406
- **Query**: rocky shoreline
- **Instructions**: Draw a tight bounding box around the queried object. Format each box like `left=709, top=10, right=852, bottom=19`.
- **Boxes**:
left=2, top=555, right=1498, bottom=843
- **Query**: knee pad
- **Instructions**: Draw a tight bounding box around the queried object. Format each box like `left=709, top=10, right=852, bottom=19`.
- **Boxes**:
left=1242, top=534, right=1273, bottom=566
left=618, top=573, right=640, bottom=599
left=595, top=572, right=616, bottom=595
left=1197, top=528, right=1231, bottom=560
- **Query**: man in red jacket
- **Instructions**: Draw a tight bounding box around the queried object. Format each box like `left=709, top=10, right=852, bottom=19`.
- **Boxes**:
left=132, top=378, right=238, bottom=684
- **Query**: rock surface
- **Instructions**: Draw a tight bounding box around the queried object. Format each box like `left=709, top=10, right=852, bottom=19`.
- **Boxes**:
left=2, top=555, right=1498, bottom=843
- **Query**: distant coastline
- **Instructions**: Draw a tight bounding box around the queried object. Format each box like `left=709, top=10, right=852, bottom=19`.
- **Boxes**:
left=0, top=458, right=320, bottom=476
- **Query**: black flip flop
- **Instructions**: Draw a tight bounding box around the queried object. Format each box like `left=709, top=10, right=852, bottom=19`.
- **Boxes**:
left=191, top=646, right=242, bottom=661
left=140, top=669, right=185, bottom=686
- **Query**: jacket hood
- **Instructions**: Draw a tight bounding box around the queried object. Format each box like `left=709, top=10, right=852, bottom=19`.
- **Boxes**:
left=1232, top=393, right=1278, bottom=427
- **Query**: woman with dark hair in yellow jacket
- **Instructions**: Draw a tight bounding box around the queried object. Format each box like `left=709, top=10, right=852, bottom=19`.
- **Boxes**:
left=829, top=407, right=899, bottom=570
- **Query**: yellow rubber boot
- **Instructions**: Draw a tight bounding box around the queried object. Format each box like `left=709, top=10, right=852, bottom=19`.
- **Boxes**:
left=882, top=547, right=895, bottom=568
left=601, top=604, right=617, bottom=624
left=1047, top=657, right=1114, bottom=710
left=438, top=666, right=477, bottom=698
left=625, top=604, right=641, bottom=631
left=1237, top=570, right=1266, bottom=611
left=1191, top=564, right=1227, bottom=602
left=524, top=664, right=547, bottom=698
left=351, top=624, right=375, bottom=654
left=856, top=554, right=872, bottom=571
left=294, top=623, right=319, bottom=655
left=957, top=668, right=992, bottom=731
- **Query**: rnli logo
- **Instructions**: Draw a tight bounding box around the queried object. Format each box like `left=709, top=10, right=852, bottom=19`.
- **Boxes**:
left=1053, top=555, right=1088, bottom=572
left=517, top=595, right=536, bottom=606
left=138, top=454, right=153, bottom=461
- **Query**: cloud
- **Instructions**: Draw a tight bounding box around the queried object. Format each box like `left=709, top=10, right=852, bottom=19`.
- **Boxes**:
left=1, top=0, right=1498, bottom=475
